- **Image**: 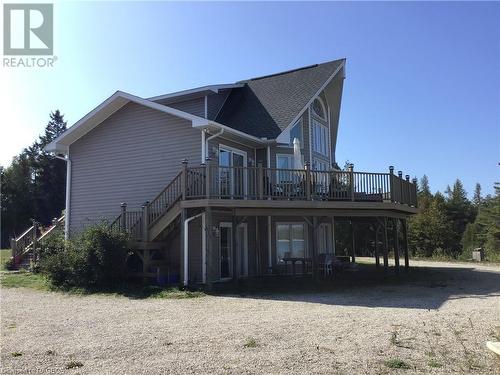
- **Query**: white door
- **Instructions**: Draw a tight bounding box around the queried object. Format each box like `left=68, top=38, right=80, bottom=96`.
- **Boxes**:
left=236, top=223, right=248, bottom=277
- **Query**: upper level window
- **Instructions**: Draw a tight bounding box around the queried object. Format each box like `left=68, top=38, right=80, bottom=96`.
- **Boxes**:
left=312, top=98, right=326, bottom=120
left=312, top=119, right=328, bottom=156
left=289, top=120, right=303, bottom=147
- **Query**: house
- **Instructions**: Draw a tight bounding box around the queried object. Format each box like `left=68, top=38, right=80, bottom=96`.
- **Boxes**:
left=42, top=58, right=418, bottom=286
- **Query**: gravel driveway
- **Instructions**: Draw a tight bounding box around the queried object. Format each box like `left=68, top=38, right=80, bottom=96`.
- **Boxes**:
left=1, top=260, right=500, bottom=374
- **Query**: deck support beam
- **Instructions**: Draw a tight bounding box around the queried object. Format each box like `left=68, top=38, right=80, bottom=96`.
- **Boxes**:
left=393, top=218, right=400, bottom=275
left=205, top=207, right=213, bottom=283
left=179, top=208, right=187, bottom=285
left=383, top=217, right=389, bottom=274
left=232, top=214, right=238, bottom=282
left=403, top=218, right=409, bottom=271
left=350, top=219, right=356, bottom=263
left=312, top=216, right=319, bottom=280
left=375, top=224, right=380, bottom=268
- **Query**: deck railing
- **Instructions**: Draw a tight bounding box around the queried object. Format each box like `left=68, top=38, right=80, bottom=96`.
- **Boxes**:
left=10, top=215, right=65, bottom=259
left=115, top=161, right=417, bottom=241
left=183, top=163, right=417, bottom=207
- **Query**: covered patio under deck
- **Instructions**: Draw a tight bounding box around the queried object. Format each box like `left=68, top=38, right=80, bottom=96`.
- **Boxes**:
left=180, top=198, right=417, bottom=285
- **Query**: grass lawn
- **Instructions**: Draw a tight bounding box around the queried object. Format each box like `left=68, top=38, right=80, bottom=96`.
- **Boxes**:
left=1, top=248, right=12, bottom=268
left=0, top=271, right=204, bottom=299
left=0, top=271, right=50, bottom=291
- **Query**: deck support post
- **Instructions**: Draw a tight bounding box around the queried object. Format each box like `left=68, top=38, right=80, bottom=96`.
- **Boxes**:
left=311, top=216, right=318, bottom=279
left=350, top=219, right=356, bottom=263
left=393, top=218, right=400, bottom=275
left=375, top=224, right=380, bottom=268
left=403, top=218, right=409, bottom=271
left=179, top=208, right=187, bottom=285
left=383, top=217, right=389, bottom=274
left=205, top=207, right=212, bottom=283
left=232, top=214, right=238, bottom=282
left=255, top=216, right=261, bottom=276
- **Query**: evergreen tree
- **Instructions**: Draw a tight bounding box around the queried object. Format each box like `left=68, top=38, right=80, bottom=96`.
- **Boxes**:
left=419, top=175, right=431, bottom=197
left=0, top=111, right=67, bottom=247
left=473, top=183, right=482, bottom=206
left=409, top=199, right=454, bottom=257
left=445, top=179, right=476, bottom=255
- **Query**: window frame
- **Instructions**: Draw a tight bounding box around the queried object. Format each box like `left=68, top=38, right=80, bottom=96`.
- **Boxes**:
left=276, top=222, right=307, bottom=263
left=312, top=97, right=327, bottom=121
left=312, top=119, right=328, bottom=157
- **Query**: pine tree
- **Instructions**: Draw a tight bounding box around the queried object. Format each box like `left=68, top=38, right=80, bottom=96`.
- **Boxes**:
left=419, top=175, right=431, bottom=197
left=0, top=111, right=67, bottom=247
left=473, top=183, right=482, bottom=206
left=445, top=179, right=476, bottom=256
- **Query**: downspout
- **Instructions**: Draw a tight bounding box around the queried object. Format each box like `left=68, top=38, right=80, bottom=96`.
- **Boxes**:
left=56, top=154, right=71, bottom=240
left=183, top=212, right=203, bottom=286
left=204, top=128, right=224, bottom=160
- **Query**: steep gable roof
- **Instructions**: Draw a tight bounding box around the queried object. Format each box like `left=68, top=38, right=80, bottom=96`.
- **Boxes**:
left=216, top=59, right=345, bottom=139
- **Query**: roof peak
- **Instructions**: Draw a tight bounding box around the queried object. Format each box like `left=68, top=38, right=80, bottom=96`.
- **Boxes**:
left=239, top=58, right=345, bottom=83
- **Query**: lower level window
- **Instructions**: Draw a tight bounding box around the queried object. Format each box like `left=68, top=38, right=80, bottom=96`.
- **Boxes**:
left=277, top=223, right=306, bottom=262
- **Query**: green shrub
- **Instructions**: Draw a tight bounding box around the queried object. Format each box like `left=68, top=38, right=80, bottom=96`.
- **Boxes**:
left=4, top=257, right=16, bottom=270
left=40, top=224, right=129, bottom=288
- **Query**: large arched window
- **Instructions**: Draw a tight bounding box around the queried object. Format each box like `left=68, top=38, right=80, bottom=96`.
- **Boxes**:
left=311, top=97, right=327, bottom=120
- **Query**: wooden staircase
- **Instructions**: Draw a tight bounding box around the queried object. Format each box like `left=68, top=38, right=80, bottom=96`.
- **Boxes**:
left=10, top=215, right=65, bottom=270
left=111, top=171, right=184, bottom=244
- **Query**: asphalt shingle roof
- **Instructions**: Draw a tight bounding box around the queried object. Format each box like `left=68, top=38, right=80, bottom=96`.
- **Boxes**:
left=216, top=59, right=344, bottom=139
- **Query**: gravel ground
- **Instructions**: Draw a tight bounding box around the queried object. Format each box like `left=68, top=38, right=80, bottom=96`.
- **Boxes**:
left=1, top=260, right=500, bottom=375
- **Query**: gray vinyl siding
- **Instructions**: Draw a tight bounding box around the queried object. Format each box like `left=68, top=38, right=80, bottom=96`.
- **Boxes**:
left=207, top=90, right=231, bottom=120
left=68, top=102, right=201, bottom=234
left=155, top=97, right=206, bottom=118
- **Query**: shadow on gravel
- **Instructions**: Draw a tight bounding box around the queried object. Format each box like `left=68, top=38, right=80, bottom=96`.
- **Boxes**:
left=209, top=264, right=500, bottom=310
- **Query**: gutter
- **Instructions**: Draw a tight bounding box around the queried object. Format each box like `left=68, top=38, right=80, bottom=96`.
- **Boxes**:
left=204, top=128, right=224, bottom=161
left=183, top=212, right=203, bottom=286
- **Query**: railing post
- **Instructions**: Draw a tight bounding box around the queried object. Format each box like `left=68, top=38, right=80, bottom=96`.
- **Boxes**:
left=142, top=201, right=149, bottom=242
left=389, top=166, right=395, bottom=202
left=257, top=162, right=264, bottom=200
left=181, top=159, right=188, bottom=200
left=398, top=171, right=403, bottom=204
left=348, top=163, right=355, bottom=201
left=412, top=178, right=418, bottom=207
left=305, top=162, right=311, bottom=200
left=200, top=162, right=206, bottom=198
left=32, top=220, right=38, bottom=264
left=10, top=237, right=17, bottom=258
left=205, top=157, right=211, bottom=199
left=405, top=175, right=411, bottom=206
left=120, top=203, right=127, bottom=232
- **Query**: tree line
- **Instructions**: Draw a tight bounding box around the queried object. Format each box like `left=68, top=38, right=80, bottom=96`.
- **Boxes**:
left=409, top=175, right=499, bottom=261
left=1, top=111, right=67, bottom=248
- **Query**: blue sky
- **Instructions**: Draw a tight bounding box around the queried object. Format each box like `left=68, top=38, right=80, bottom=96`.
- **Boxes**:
left=1, top=1, right=499, bottom=196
